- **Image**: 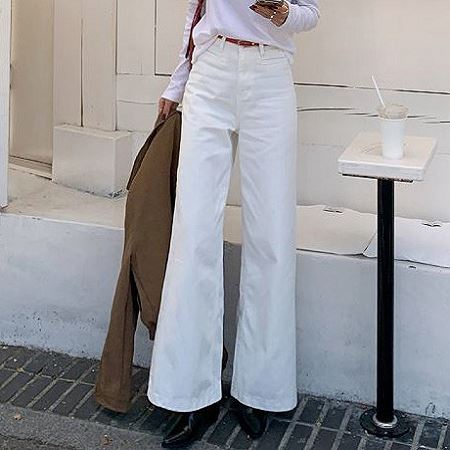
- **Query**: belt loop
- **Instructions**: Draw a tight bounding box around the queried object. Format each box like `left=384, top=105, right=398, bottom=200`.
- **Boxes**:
left=258, top=43, right=264, bottom=58
left=220, top=35, right=226, bottom=50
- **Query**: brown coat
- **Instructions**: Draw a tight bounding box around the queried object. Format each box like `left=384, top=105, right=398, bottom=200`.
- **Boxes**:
left=94, top=110, right=182, bottom=413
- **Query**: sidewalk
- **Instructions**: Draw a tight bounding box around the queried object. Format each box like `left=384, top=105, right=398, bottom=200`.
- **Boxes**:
left=0, top=345, right=448, bottom=450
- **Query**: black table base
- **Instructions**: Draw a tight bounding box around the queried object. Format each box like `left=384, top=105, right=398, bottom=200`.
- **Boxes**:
left=360, top=408, right=409, bottom=438
left=359, top=179, right=409, bottom=438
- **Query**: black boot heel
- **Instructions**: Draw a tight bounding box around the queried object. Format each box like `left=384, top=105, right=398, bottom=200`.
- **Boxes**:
left=162, top=401, right=221, bottom=448
left=232, top=398, right=269, bottom=439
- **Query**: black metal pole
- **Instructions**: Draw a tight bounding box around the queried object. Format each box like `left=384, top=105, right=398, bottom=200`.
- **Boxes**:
left=376, top=178, right=395, bottom=424
left=360, top=179, right=409, bottom=437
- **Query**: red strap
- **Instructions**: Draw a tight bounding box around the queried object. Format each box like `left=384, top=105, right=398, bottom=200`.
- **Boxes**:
left=185, top=0, right=205, bottom=66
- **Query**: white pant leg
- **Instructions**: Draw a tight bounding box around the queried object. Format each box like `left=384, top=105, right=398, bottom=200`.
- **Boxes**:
left=147, top=37, right=237, bottom=412
left=230, top=46, right=298, bottom=411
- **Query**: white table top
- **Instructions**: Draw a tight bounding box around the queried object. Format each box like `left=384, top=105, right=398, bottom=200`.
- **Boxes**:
left=338, top=132, right=437, bottom=182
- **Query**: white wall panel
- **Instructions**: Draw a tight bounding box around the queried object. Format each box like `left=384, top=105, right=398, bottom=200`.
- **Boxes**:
left=117, top=100, right=158, bottom=132
left=296, top=0, right=450, bottom=92
left=54, top=0, right=82, bottom=127
left=82, top=0, right=116, bottom=130
left=296, top=85, right=450, bottom=152
left=155, top=0, right=450, bottom=93
left=117, top=0, right=154, bottom=75
left=155, top=0, right=188, bottom=75
left=116, top=74, right=168, bottom=104
left=296, top=145, right=450, bottom=222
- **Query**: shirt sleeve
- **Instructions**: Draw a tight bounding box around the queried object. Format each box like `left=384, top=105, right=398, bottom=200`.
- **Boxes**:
left=277, top=0, right=320, bottom=34
left=161, top=0, right=199, bottom=104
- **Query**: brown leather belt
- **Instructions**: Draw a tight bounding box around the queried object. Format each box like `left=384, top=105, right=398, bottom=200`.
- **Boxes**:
left=217, top=34, right=268, bottom=47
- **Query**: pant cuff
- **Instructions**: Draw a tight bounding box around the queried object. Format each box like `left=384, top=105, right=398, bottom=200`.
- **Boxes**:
left=230, top=386, right=298, bottom=412
left=148, top=389, right=222, bottom=413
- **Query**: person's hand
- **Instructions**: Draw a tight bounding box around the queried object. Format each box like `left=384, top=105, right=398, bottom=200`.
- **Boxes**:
left=159, top=97, right=179, bottom=119
left=249, top=0, right=289, bottom=27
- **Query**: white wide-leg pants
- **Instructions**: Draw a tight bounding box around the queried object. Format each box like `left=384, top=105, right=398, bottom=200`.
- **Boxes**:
left=148, top=35, right=298, bottom=412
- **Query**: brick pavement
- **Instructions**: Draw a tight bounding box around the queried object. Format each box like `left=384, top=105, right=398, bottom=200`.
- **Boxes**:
left=0, top=344, right=449, bottom=450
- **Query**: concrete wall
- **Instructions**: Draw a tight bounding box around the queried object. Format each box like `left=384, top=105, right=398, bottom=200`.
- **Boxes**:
left=0, top=214, right=134, bottom=359
left=2, top=209, right=450, bottom=418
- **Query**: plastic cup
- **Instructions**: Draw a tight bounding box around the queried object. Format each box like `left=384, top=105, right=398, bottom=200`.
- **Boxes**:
left=377, top=104, right=409, bottom=159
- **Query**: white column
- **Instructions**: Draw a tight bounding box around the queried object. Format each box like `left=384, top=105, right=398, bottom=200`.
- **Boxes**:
left=0, top=0, right=11, bottom=208
left=53, top=0, right=131, bottom=197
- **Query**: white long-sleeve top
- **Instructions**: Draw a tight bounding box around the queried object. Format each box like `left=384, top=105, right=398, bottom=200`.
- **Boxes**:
left=161, top=0, right=320, bottom=103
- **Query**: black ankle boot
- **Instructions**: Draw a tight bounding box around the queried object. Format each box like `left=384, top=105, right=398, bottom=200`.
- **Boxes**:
left=232, top=398, right=268, bottom=439
left=161, top=401, right=221, bottom=448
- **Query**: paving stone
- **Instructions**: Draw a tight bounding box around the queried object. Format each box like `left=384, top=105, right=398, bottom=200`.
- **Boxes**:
left=230, top=428, right=253, bottom=449
left=0, top=369, right=15, bottom=387
left=323, top=404, right=347, bottom=430
left=95, top=406, right=120, bottom=425
left=53, top=383, right=92, bottom=416
left=207, top=410, right=239, bottom=447
left=81, top=363, right=99, bottom=384
left=138, top=406, right=175, bottom=433
left=274, top=406, right=299, bottom=421
left=131, top=367, right=149, bottom=395
left=0, top=345, right=448, bottom=450
left=22, top=352, right=50, bottom=374
left=365, top=438, right=387, bottom=450
left=0, top=372, right=33, bottom=402
left=60, top=359, right=94, bottom=381
left=256, top=419, right=289, bottom=449
left=393, top=417, right=417, bottom=445
left=285, top=423, right=313, bottom=450
left=0, top=346, right=19, bottom=366
left=40, top=354, right=74, bottom=378
left=72, top=393, right=101, bottom=420
left=337, top=433, right=361, bottom=450
left=31, top=380, right=72, bottom=411
left=114, top=395, right=150, bottom=428
left=11, top=376, right=53, bottom=408
left=298, top=398, right=325, bottom=424
left=419, top=419, right=443, bottom=449
left=3, top=347, right=36, bottom=370
left=274, top=395, right=304, bottom=421
left=311, top=429, right=338, bottom=450
left=390, top=443, right=410, bottom=450
left=346, top=406, right=367, bottom=434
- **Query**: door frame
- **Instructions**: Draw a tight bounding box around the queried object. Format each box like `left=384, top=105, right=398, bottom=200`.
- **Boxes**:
left=0, top=0, right=11, bottom=208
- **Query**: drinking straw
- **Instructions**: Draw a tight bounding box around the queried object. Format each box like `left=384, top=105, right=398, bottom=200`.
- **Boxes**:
left=371, top=75, right=386, bottom=109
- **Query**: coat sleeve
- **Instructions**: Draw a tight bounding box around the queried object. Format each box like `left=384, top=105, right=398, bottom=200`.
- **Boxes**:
left=277, top=0, right=320, bottom=34
left=160, top=0, right=199, bottom=104
left=94, top=256, right=140, bottom=413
